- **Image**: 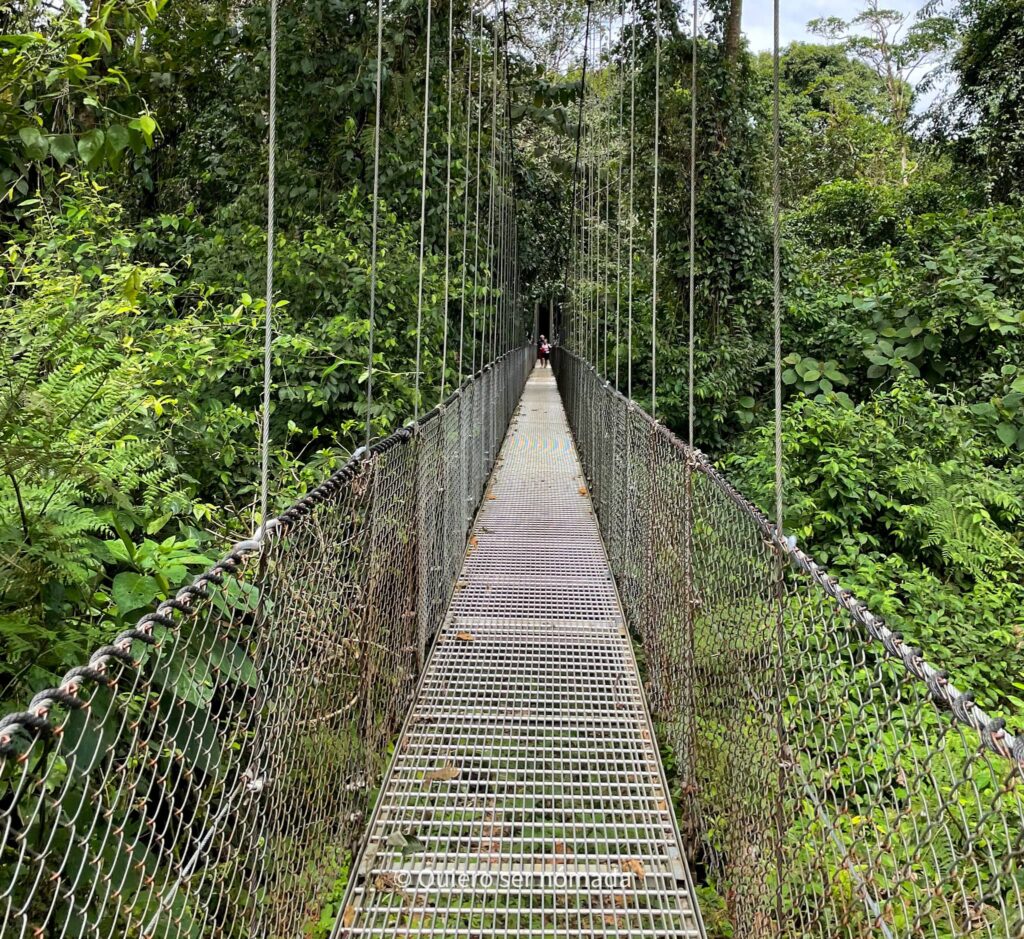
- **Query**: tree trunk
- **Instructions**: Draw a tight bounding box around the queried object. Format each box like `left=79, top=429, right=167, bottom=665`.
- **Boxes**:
left=724, top=0, right=743, bottom=63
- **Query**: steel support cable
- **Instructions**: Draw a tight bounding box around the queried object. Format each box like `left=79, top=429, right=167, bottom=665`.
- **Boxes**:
left=259, top=0, right=278, bottom=535
left=688, top=0, right=698, bottom=448
left=366, top=0, right=385, bottom=447
left=471, top=7, right=484, bottom=375
left=499, top=0, right=521, bottom=355
left=458, top=18, right=475, bottom=384
left=651, top=0, right=660, bottom=419
left=486, top=24, right=499, bottom=364
left=600, top=17, right=610, bottom=379
left=414, top=0, right=434, bottom=422
left=440, top=0, right=454, bottom=400
left=615, top=0, right=624, bottom=391
left=565, top=0, right=593, bottom=327
left=627, top=0, right=635, bottom=401
left=772, top=0, right=784, bottom=533
left=771, top=4, right=791, bottom=933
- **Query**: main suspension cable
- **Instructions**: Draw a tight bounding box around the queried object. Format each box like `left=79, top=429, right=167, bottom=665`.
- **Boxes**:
left=259, top=0, right=277, bottom=535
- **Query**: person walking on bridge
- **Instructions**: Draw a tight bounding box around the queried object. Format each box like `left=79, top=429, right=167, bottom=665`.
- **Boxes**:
left=538, top=335, right=550, bottom=367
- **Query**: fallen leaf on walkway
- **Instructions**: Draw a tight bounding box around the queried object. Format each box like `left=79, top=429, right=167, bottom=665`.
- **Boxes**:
left=455, top=631, right=475, bottom=641
left=401, top=835, right=426, bottom=856
left=486, top=494, right=497, bottom=500
left=620, top=858, right=645, bottom=880
left=374, top=873, right=405, bottom=893
left=578, top=486, right=588, bottom=495
left=342, top=906, right=356, bottom=928
left=469, top=535, right=478, bottom=547
left=425, top=764, right=460, bottom=783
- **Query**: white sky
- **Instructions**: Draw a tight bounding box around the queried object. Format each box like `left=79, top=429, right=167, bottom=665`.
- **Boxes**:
left=743, top=0, right=928, bottom=52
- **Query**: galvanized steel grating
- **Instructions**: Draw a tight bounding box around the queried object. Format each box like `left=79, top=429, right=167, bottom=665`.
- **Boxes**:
left=339, top=369, right=705, bottom=938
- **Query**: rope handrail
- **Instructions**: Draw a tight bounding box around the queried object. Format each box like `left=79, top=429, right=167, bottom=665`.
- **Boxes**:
left=555, top=348, right=1023, bottom=769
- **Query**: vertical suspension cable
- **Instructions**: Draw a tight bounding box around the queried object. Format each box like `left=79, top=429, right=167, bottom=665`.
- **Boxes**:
left=440, top=0, right=454, bottom=399
left=471, top=8, right=484, bottom=374
left=688, top=0, right=698, bottom=448
left=366, top=0, right=385, bottom=447
left=627, top=0, right=635, bottom=401
left=651, top=0, right=660, bottom=419
left=458, top=18, right=475, bottom=384
left=500, top=0, right=520, bottom=355
left=601, top=16, right=610, bottom=380
left=615, top=0, right=624, bottom=391
left=772, top=0, right=784, bottom=533
left=414, top=0, right=434, bottom=422
left=486, top=23, right=499, bottom=364
left=566, top=0, right=593, bottom=345
left=259, top=0, right=277, bottom=535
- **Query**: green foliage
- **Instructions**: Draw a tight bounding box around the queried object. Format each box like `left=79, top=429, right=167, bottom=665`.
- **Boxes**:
left=787, top=194, right=1024, bottom=393
left=951, top=0, right=1024, bottom=203
left=726, top=377, right=1024, bottom=710
left=1, top=1, right=163, bottom=216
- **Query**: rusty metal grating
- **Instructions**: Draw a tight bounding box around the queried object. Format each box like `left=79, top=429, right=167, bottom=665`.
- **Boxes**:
left=338, top=369, right=705, bottom=938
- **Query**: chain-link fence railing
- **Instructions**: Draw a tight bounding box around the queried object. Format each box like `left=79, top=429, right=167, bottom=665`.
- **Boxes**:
left=555, top=349, right=1024, bottom=939
left=0, top=346, right=532, bottom=939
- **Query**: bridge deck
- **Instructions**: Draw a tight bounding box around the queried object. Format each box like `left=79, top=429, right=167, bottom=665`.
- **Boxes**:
left=341, top=368, right=705, bottom=938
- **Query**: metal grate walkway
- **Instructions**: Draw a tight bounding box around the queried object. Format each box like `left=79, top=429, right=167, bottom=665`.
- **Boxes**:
left=340, top=368, right=705, bottom=938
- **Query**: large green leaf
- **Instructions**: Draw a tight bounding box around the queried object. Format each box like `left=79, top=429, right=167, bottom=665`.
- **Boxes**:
left=156, top=693, right=225, bottom=777
left=76, top=128, right=106, bottom=167
left=61, top=687, right=118, bottom=774
left=18, top=125, right=49, bottom=161
left=49, top=133, right=75, bottom=166
left=154, top=648, right=215, bottom=706
left=207, top=636, right=261, bottom=688
left=112, top=572, right=160, bottom=614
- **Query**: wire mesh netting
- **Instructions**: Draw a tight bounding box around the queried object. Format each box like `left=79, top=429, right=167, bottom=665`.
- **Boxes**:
left=0, top=347, right=531, bottom=939
left=555, top=349, right=1024, bottom=939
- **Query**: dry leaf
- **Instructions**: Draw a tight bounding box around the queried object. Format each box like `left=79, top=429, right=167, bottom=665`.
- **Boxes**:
left=611, top=894, right=627, bottom=909
left=604, top=914, right=624, bottom=926
left=657, top=799, right=668, bottom=812
left=620, top=858, right=645, bottom=879
left=455, top=631, right=475, bottom=642
left=374, top=873, right=405, bottom=893
left=342, top=906, right=356, bottom=928
left=578, top=486, right=588, bottom=496
left=469, top=535, right=478, bottom=547
left=486, top=494, right=497, bottom=500
left=424, top=763, right=460, bottom=783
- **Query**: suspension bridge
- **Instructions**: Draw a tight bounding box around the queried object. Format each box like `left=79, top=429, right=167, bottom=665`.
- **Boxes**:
left=2, top=0, right=1023, bottom=937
